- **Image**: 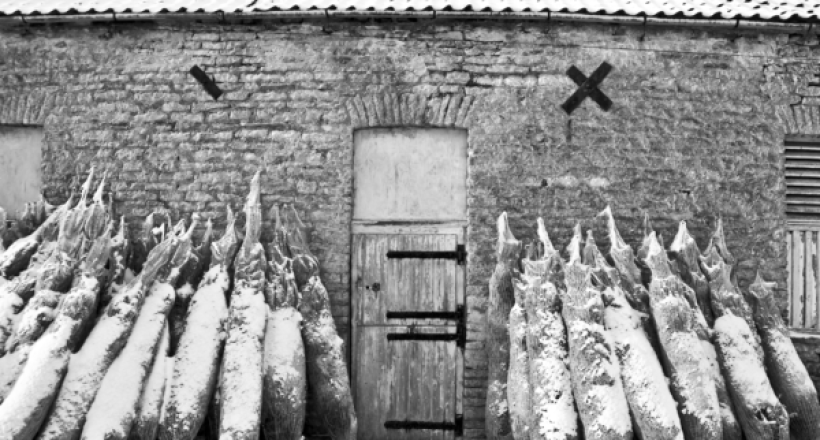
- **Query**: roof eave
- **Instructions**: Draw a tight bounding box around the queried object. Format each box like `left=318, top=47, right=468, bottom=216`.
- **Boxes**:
left=0, top=9, right=812, bottom=33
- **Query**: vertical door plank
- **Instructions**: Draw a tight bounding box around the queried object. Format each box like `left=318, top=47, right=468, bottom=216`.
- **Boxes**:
left=806, top=231, right=817, bottom=329
left=788, top=231, right=792, bottom=326
left=815, top=233, right=820, bottom=330
left=353, top=326, right=386, bottom=440
left=351, top=234, right=364, bottom=402
left=793, top=230, right=805, bottom=328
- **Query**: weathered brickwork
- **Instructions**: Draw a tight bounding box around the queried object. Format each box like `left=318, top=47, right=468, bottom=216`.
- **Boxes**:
left=0, top=18, right=819, bottom=438
left=792, top=334, right=820, bottom=392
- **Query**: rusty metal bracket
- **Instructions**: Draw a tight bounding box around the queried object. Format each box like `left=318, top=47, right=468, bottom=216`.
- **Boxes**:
left=385, top=305, right=466, bottom=348
left=385, top=416, right=463, bottom=434
left=386, top=244, right=467, bottom=265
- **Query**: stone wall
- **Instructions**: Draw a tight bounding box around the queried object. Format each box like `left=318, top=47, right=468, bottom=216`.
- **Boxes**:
left=0, top=17, right=818, bottom=438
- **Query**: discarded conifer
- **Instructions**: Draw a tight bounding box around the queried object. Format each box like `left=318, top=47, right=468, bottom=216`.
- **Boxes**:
left=669, top=221, right=715, bottom=326
left=130, top=324, right=171, bottom=440
left=748, top=273, right=819, bottom=439
left=562, top=225, right=633, bottom=440
left=220, top=172, right=268, bottom=440
left=262, top=246, right=307, bottom=440
left=81, top=220, right=194, bottom=439
left=644, top=233, right=722, bottom=440
left=583, top=230, right=683, bottom=440
left=486, top=212, right=520, bottom=440
left=160, top=208, right=238, bottom=440
left=35, top=232, right=180, bottom=440
left=521, top=219, right=578, bottom=440
left=508, top=262, right=531, bottom=440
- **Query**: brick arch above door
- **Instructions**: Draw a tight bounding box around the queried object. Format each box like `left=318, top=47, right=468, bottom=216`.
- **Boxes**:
left=344, top=92, right=477, bottom=128
left=0, top=91, right=57, bottom=126
left=777, top=104, right=820, bottom=135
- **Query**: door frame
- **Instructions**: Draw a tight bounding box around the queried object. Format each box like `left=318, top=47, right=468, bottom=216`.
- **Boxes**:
left=350, top=221, right=467, bottom=437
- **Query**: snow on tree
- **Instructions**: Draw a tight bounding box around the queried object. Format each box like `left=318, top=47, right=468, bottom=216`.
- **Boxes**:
left=131, top=324, right=171, bottom=440
left=583, top=229, right=683, bottom=440
left=0, top=221, right=111, bottom=439
left=289, top=205, right=356, bottom=440
left=669, top=221, right=715, bottom=326
left=219, top=171, right=268, bottom=439
left=521, top=218, right=578, bottom=440
left=747, top=273, right=819, bottom=440
left=701, top=258, right=764, bottom=365
left=508, top=262, right=531, bottom=440
left=644, top=232, right=722, bottom=440
left=82, top=219, right=195, bottom=439
left=486, top=212, right=521, bottom=440
left=562, top=225, right=633, bottom=440
left=160, top=208, right=238, bottom=440
left=262, top=239, right=307, bottom=440
left=35, top=231, right=180, bottom=440
left=713, top=311, right=789, bottom=439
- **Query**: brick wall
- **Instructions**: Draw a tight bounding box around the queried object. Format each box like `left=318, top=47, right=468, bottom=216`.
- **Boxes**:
left=1, top=18, right=819, bottom=438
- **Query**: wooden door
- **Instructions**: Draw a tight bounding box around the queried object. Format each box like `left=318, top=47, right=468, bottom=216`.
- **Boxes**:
left=788, top=223, right=820, bottom=329
left=352, top=230, right=465, bottom=440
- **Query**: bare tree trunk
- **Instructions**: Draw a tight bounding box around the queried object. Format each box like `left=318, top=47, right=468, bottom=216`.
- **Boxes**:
left=643, top=233, right=722, bottom=440
left=486, top=212, right=520, bottom=440
left=562, top=245, right=633, bottom=440
left=748, top=273, right=820, bottom=440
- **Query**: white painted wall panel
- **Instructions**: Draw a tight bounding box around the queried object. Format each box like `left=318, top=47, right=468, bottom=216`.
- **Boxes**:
left=0, top=126, right=43, bottom=218
left=353, top=128, right=467, bottom=222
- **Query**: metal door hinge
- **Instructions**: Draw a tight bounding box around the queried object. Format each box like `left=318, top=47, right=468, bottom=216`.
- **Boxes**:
left=385, top=414, right=463, bottom=435
left=386, top=244, right=467, bottom=266
left=386, top=305, right=466, bottom=349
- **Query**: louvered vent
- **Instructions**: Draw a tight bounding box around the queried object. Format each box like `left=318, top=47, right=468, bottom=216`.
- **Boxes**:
left=786, top=137, right=820, bottom=220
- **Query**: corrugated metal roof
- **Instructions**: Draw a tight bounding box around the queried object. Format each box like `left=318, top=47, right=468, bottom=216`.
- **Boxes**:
left=0, top=0, right=818, bottom=20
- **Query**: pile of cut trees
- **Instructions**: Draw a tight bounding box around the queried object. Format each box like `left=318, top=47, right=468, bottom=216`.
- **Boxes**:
left=0, top=169, right=356, bottom=440
left=490, top=207, right=820, bottom=440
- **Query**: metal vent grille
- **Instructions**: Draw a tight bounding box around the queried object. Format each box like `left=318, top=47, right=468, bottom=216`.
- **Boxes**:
left=785, top=137, right=820, bottom=220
